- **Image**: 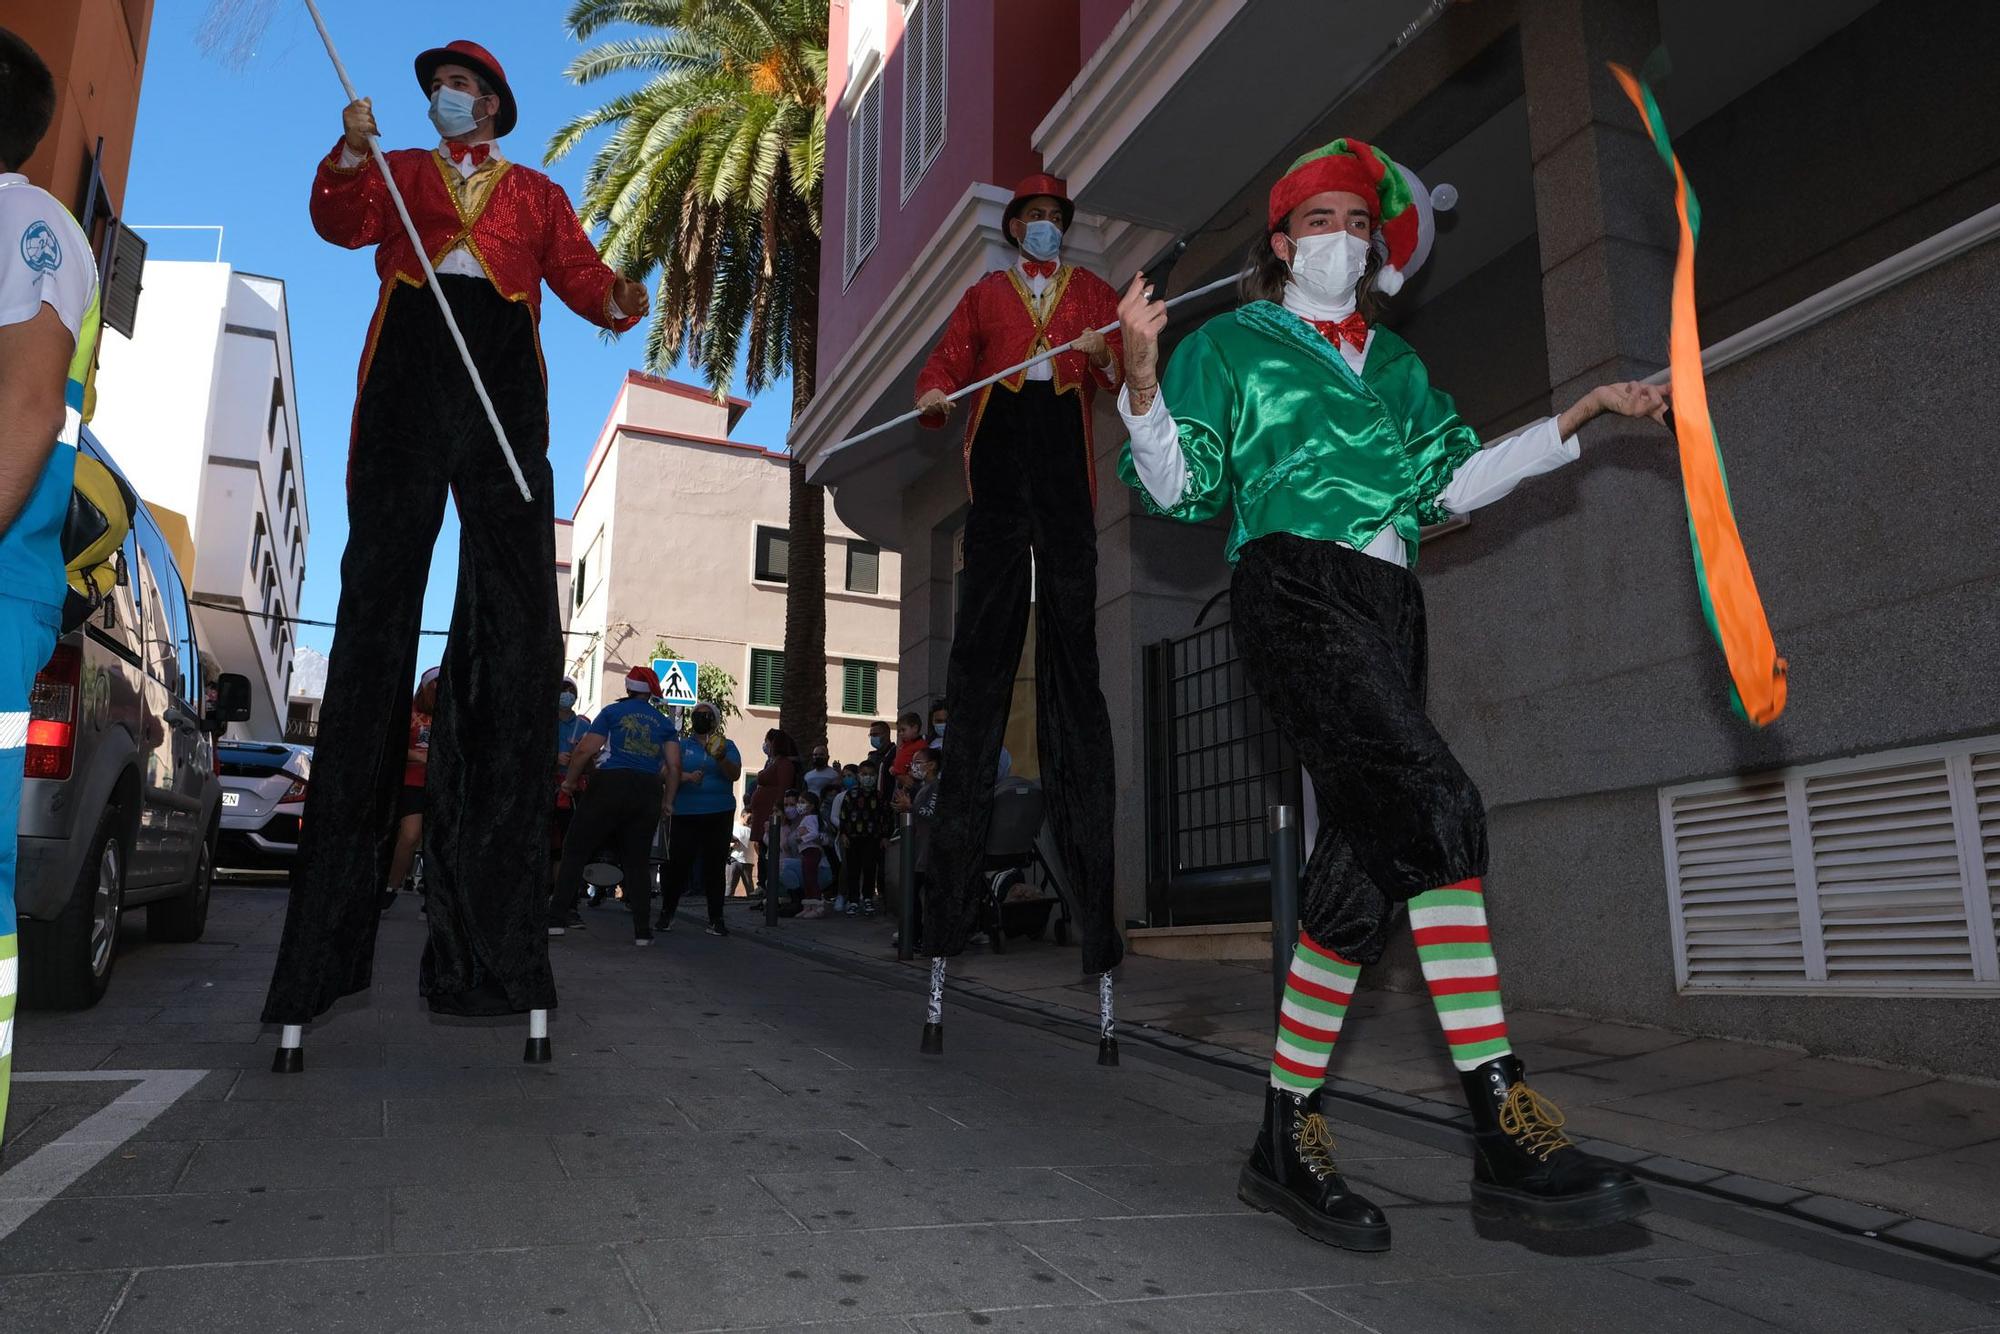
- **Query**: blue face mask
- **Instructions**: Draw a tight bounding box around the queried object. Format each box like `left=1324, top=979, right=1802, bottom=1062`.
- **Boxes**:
left=428, top=86, right=482, bottom=139
left=1020, top=219, right=1062, bottom=262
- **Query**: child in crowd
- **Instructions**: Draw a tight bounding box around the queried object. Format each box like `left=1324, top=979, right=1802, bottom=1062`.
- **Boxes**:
left=796, top=790, right=830, bottom=918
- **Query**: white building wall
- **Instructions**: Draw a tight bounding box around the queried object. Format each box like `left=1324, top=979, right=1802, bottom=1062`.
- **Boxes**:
left=92, top=260, right=309, bottom=740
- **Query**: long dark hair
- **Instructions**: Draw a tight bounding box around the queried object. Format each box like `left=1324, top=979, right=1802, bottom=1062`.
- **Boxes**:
left=1237, top=228, right=1387, bottom=323
left=764, top=728, right=800, bottom=759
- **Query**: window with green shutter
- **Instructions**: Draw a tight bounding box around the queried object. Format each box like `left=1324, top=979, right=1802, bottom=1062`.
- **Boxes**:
left=845, top=541, right=881, bottom=595
left=749, top=648, right=785, bottom=708
left=841, top=660, right=878, bottom=716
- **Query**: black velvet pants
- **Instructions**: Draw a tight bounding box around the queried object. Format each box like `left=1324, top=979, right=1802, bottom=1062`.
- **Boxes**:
left=262, top=276, right=560, bottom=1023
left=925, top=383, right=1122, bottom=974
left=553, top=769, right=664, bottom=941
left=1230, top=534, right=1488, bottom=966
left=662, top=808, right=733, bottom=927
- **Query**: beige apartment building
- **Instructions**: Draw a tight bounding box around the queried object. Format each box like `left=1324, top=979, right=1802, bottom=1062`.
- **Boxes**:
left=563, top=373, right=901, bottom=762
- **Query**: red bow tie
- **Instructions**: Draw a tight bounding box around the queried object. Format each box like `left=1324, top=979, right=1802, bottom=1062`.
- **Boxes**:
left=1312, top=312, right=1370, bottom=353
left=445, top=141, right=491, bottom=167
left=1021, top=259, right=1058, bottom=280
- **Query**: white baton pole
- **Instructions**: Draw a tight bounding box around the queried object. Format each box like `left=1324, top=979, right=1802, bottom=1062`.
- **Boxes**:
left=301, top=0, right=533, bottom=503
left=830, top=272, right=1239, bottom=455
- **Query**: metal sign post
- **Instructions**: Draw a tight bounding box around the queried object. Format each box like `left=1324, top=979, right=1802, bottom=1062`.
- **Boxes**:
left=1268, top=805, right=1301, bottom=1023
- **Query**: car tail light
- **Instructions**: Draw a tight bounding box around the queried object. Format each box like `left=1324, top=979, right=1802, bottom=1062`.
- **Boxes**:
left=282, top=777, right=309, bottom=803
left=24, top=643, right=81, bottom=781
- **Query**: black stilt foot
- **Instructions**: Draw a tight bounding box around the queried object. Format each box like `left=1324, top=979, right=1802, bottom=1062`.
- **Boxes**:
left=1097, top=1037, right=1120, bottom=1067
left=920, top=1022, right=944, bottom=1055
left=271, top=1046, right=303, bottom=1074
left=523, top=1036, right=552, bottom=1064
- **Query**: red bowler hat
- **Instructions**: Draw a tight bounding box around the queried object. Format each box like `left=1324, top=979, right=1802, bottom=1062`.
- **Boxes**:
left=415, top=40, right=518, bottom=138
left=1002, top=172, right=1074, bottom=247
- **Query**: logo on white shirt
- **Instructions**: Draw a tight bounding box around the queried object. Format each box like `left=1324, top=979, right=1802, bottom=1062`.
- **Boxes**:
left=20, top=219, right=60, bottom=273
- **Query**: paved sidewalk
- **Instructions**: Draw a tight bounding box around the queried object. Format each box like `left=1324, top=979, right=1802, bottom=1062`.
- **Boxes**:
left=0, top=884, right=1994, bottom=1333
left=764, top=905, right=2000, bottom=1258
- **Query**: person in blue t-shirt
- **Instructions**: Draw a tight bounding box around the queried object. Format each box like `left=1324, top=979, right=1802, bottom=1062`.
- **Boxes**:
left=657, top=699, right=742, bottom=936
left=549, top=675, right=593, bottom=903
left=550, top=666, right=680, bottom=943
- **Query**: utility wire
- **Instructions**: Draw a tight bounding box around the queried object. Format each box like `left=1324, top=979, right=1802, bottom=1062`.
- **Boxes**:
left=189, top=598, right=603, bottom=638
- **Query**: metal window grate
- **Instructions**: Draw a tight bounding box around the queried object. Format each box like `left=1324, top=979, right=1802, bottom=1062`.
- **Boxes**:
left=1142, top=615, right=1299, bottom=925
left=1659, top=736, right=2000, bottom=995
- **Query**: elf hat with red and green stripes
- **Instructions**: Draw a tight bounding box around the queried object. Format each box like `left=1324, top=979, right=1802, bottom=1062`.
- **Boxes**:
left=1268, top=137, right=1428, bottom=296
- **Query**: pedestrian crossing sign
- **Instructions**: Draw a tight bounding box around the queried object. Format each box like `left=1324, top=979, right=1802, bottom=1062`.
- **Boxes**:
left=652, top=657, right=700, bottom=707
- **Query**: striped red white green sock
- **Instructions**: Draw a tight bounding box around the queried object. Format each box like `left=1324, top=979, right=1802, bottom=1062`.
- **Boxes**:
left=1269, top=932, right=1360, bottom=1095
left=1410, top=878, right=1512, bottom=1071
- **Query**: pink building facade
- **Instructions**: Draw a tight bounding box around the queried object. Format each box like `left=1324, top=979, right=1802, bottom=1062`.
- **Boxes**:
left=790, top=0, right=2000, bottom=1078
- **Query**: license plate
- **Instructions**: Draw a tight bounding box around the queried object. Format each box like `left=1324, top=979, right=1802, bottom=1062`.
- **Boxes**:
left=222, top=792, right=240, bottom=808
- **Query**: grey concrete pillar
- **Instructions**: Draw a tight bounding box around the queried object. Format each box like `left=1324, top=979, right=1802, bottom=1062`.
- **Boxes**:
left=1521, top=0, right=1675, bottom=409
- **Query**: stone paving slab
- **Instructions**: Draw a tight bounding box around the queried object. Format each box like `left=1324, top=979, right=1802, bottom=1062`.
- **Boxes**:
left=618, top=1226, right=1098, bottom=1329
left=173, top=1133, right=570, bottom=1193
left=108, top=1246, right=658, bottom=1334
left=904, top=1290, right=1344, bottom=1332
left=0, top=1185, right=386, bottom=1273
left=755, top=1165, right=1127, bottom=1232
left=388, top=1172, right=803, bottom=1250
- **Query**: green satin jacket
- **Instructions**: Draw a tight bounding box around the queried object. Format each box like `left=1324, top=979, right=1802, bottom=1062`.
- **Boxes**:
left=1117, top=300, right=1482, bottom=567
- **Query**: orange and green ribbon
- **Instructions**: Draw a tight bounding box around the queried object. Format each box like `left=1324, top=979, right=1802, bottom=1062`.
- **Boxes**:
left=1609, top=62, right=1787, bottom=727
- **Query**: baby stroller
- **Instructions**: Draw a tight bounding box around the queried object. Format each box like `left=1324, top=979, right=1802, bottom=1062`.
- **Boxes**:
left=979, top=778, right=1077, bottom=952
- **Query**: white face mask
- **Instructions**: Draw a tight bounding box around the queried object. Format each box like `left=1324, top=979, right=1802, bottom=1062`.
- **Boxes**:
left=1285, top=231, right=1371, bottom=315
left=558, top=690, right=576, bottom=710
left=428, top=86, right=483, bottom=139
left=1020, top=219, right=1062, bottom=262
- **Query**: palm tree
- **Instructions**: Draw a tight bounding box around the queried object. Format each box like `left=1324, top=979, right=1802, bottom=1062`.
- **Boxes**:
left=551, top=0, right=830, bottom=747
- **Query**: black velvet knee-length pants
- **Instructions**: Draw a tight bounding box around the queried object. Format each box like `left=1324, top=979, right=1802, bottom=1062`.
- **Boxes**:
left=1230, top=534, right=1487, bottom=967
left=925, top=382, right=1123, bottom=975
left=263, top=275, right=560, bottom=1023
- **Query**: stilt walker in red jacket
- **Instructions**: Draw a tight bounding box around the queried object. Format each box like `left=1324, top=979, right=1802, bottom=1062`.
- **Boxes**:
left=262, top=41, right=647, bottom=1039
left=910, top=175, right=1126, bottom=1057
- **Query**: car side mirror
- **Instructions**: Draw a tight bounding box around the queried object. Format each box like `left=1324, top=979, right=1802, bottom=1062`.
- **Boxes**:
left=209, top=672, right=253, bottom=732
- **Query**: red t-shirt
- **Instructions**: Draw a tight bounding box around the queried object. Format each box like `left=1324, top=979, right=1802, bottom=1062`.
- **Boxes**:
left=404, top=711, right=432, bottom=789
left=890, top=739, right=928, bottom=777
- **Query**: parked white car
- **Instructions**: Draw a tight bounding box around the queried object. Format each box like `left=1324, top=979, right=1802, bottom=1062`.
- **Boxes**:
left=216, top=741, right=311, bottom=870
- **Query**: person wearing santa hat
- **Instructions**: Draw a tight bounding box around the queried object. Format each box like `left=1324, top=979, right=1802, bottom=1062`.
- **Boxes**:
left=1116, top=138, right=1672, bottom=1250
left=910, top=173, right=1126, bottom=991
left=551, top=666, right=681, bottom=945
left=264, top=42, right=649, bottom=1023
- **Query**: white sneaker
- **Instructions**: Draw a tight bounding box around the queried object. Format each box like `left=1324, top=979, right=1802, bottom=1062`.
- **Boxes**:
left=634, top=936, right=654, bottom=947
left=547, top=925, right=566, bottom=937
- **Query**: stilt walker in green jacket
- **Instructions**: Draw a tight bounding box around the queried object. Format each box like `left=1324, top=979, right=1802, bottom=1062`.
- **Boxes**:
left=1116, top=138, right=1672, bottom=1251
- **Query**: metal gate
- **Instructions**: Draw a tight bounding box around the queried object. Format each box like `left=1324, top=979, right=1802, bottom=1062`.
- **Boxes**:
left=1142, top=610, right=1300, bottom=926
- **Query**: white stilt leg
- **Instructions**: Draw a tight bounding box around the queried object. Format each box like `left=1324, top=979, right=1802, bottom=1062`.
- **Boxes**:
left=1097, top=971, right=1119, bottom=1066
left=523, top=1008, right=552, bottom=1063
left=272, top=1024, right=304, bottom=1074
left=920, top=957, right=946, bottom=1054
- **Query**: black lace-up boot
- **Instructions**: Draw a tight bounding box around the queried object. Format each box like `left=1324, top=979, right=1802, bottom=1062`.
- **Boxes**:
left=1461, top=1054, right=1648, bottom=1229
left=1237, top=1084, right=1391, bottom=1251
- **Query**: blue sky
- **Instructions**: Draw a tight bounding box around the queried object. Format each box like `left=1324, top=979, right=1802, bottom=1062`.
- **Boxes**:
left=122, top=1, right=794, bottom=668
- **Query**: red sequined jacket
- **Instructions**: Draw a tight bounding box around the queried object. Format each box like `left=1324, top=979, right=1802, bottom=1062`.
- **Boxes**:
left=914, top=265, right=1122, bottom=501
left=311, top=141, right=639, bottom=363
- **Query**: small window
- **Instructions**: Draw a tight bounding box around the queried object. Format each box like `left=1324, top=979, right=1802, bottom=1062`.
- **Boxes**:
left=1660, top=736, right=2000, bottom=995
left=754, top=525, right=790, bottom=584
left=749, top=648, right=785, bottom=709
left=841, top=660, right=878, bottom=717
left=845, top=541, right=880, bottom=595
left=899, top=0, right=949, bottom=201
left=843, top=75, right=883, bottom=283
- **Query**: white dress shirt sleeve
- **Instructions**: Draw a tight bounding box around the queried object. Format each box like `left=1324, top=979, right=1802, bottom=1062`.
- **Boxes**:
left=337, top=144, right=368, bottom=170
left=1437, top=416, right=1579, bottom=516
left=1117, top=384, right=1188, bottom=513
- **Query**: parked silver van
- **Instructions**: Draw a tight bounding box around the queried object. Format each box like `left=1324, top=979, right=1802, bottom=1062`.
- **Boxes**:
left=14, top=428, right=253, bottom=1009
